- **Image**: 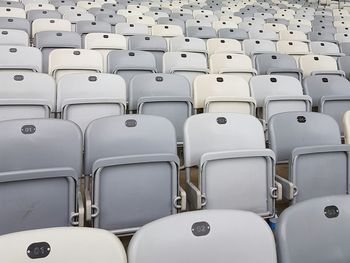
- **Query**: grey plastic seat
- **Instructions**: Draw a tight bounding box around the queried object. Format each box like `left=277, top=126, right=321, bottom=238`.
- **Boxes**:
left=248, top=28, right=279, bottom=41
left=340, top=42, right=350, bottom=56
left=243, top=39, right=276, bottom=56
left=268, top=111, right=350, bottom=203
left=217, top=28, right=249, bottom=41
left=276, top=195, right=350, bottom=263
left=303, top=75, right=350, bottom=108
left=312, top=25, right=336, bottom=34
left=35, top=31, right=81, bottom=73
left=128, top=210, right=277, bottom=263
left=88, top=8, right=115, bottom=16
left=115, top=23, right=149, bottom=36
left=169, top=13, right=194, bottom=22
left=84, top=115, right=184, bottom=235
left=129, top=73, right=192, bottom=143
left=308, top=31, right=336, bottom=42
left=57, top=73, right=126, bottom=133
left=128, top=35, right=167, bottom=72
left=0, top=72, right=55, bottom=121
left=310, top=41, right=344, bottom=57
left=266, top=18, right=289, bottom=25
left=26, top=10, right=61, bottom=23
left=0, top=29, right=29, bottom=46
left=186, top=26, right=217, bottom=39
left=157, top=17, right=185, bottom=32
left=107, top=50, right=156, bottom=97
left=169, top=36, right=207, bottom=58
left=338, top=55, right=350, bottom=79
left=254, top=53, right=303, bottom=80
left=76, top=21, right=112, bottom=37
left=250, top=75, right=311, bottom=123
left=101, top=3, right=125, bottom=12
left=163, top=51, right=208, bottom=89
left=0, top=1, right=24, bottom=9
left=51, top=0, right=76, bottom=8
left=95, top=13, right=126, bottom=27
left=0, top=227, right=127, bottom=263
left=0, top=17, right=30, bottom=35
left=0, top=118, right=83, bottom=235
left=0, top=46, right=42, bottom=72
left=183, top=113, right=280, bottom=216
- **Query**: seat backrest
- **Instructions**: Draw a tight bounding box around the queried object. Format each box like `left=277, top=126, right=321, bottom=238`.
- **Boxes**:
left=243, top=39, right=276, bottom=56
left=85, top=32, right=127, bottom=50
left=128, top=210, right=277, bottom=263
left=57, top=73, right=126, bottom=132
left=184, top=113, right=265, bottom=166
left=308, top=31, right=335, bottom=43
left=279, top=30, right=308, bottom=42
left=217, top=28, right=248, bottom=40
left=0, top=29, right=28, bottom=46
left=48, top=49, right=103, bottom=79
left=129, top=73, right=190, bottom=111
left=32, top=18, right=71, bottom=38
left=115, top=22, right=149, bottom=36
left=96, top=13, right=126, bottom=25
left=0, top=227, right=127, bottom=263
left=254, top=53, right=298, bottom=75
left=0, top=46, right=42, bottom=72
left=193, top=74, right=250, bottom=109
left=276, top=195, right=350, bottom=263
left=250, top=75, right=304, bottom=107
left=84, top=114, right=177, bottom=174
left=0, top=72, right=55, bottom=121
left=309, top=41, right=342, bottom=55
left=209, top=53, right=253, bottom=74
left=0, top=17, right=30, bottom=34
left=151, top=24, right=183, bottom=37
left=299, top=54, right=338, bottom=77
left=303, top=75, right=350, bottom=107
left=26, top=10, right=61, bottom=22
left=248, top=28, right=279, bottom=41
left=206, top=38, right=242, bottom=55
left=268, top=111, right=341, bottom=162
left=186, top=26, right=217, bottom=39
left=276, top=40, right=309, bottom=55
left=0, top=7, right=26, bottom=18
left=163, top=51, right=208, bottom=73
left=75, top=20, right=112, bottom=34
left=169, top=36, right=207, bottom=55
left=62, top=11, right=95, bottom=24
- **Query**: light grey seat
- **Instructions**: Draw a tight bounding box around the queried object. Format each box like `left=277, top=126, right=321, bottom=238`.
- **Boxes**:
left=254, top=53, right=303, bottom=80
left=26, top=10, right=61, bottom=23
left=129, top=73, right=192, bottom=143
left=268, top=111, right=350, bottom=203
left=0, top=17, right=30, bottom=35
left=107, top=50, right=157, bottom=98
left=169, top=36, right=207, bottom=58
left=248, top=28, right=279, bottom=41
left=34, top=31, right=81, bottom=73
left=243, top=39, right=276, bottom=56
left=0, top=1, right=24, bottom=9
left=217, top=28, right=249, bottom=41
left=115, top=23, right=149, bottom=36
left=57, top=73, right=126, bottom=133
left=276, top=195, right=350, bottom=263
left=88, top=8, right=115, bottom=16
left=0, top=29, right=29, bottom=46
left=50, top=0, right=75, bottom=8
left=303, top=75, right=350, bottom=109
left=163, top=51, right=208, bottom=89
left=76, top=20, right=112, bottom=40
left=128, top=210, right=277, bottom=263
left=0, top=46, right=42, bottom=72
left=128, top=35, right=167, bottom=72
left=310, top=41, right=344, bottom=57
left=95, top=13, right=126, bottom=27
left=338, top=55, right=350, bottom=79
left=84, top=115, right=184, bottom=235
left=183, top=113, right=279, bottom=217
left=0, top=227, right=127, bottom=263
left=250, top=75, right=312, bottom=123
left=0, top=72, right=55, bottom=121
left=157, top=17, right=185, bottom=32
left=0, top=118, right=83, bottom=235
left=101, top=3, right=125, bottom=12
left=169, top=13, right=194, bottom=22
left=186, top=26, right=217, bottom=39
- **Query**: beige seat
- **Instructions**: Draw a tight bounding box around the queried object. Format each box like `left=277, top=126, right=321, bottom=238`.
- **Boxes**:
left=206, top=38, right=242, bottom=55
left=32, top=18, right=71, bottom=38
left=264, top=23, right=288, bottom=33
left=77, top=1, right=101, bottom=10
left=127, top=15, right=156, bottom=28
left=85, top=33, right=127, bottom=71
left=299, top=54, right=340, bottom=77
left=212, top=20, right=238, bottom=31
left=117, top=9, right=143, bottom=18
left=193, top=74, right=255, bottom=114
left=279, top=30, right=308, bottom=42
left=209, top=53, right=256, bottom=82
left=151, top=24, right=183, bottom=37
left=24, top=3, right=55, bottom=11
left=276, top=40, right=309, bottom=61
left=48, top=49, right=103, bottom=80
left=0, top=7, right=26, bottom=18
left=127, top=4, right=149, bottom=14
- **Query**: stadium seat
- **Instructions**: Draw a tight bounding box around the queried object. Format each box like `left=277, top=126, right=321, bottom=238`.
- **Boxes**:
left=0, top=29, right=29, bottom=46
left=0, top=46, right=42, bottom=72
left=299, top=54, right=342, bottom=77
left=268, top=111, right=350, bottom=203
left=56, top=73, right=126, bottom=133
left=0, top=227, right=127, bottom=263
left=0, top=118, right=83, bottom=235
left=276, top=195, right=350, bottom=263
left=183, top=113, right=279, bottom=216
left=84, top=115, right=184, bottom=234
left=128, top=210, right=277, bottom=263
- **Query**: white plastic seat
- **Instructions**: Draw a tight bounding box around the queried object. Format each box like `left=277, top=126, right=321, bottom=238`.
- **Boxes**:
left=206, top=38, right=242, bottom=55
left=115, top=23, right=149, bottom=36
left=48, top=49, right=103, bottom=80
left=0, top=227, right=127, bottom=263
left=0, top=7, right=25, bottom=18
left=299, top=54, right=341, bottom=77
left=0, top=46, right=42, bottom=72
left=0, top=29, right=28, bottom=46
left=32, top=18, right=71, bottom=38
left=279, top=30, right=309, bottom=42
left=243, top=39, right=276, bottom=56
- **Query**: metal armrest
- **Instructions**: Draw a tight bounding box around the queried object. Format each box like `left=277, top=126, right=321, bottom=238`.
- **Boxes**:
left=267, top=68, right=303, bottom=80
left=218, top=68, right=257, bottom=75
left=61, top=98, right=126, bottom=114
left=311, top=70, right=345, bottom=77
left=320, top=95, right=350, bottom=112
left=137, top=96, right=193, bottom=114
